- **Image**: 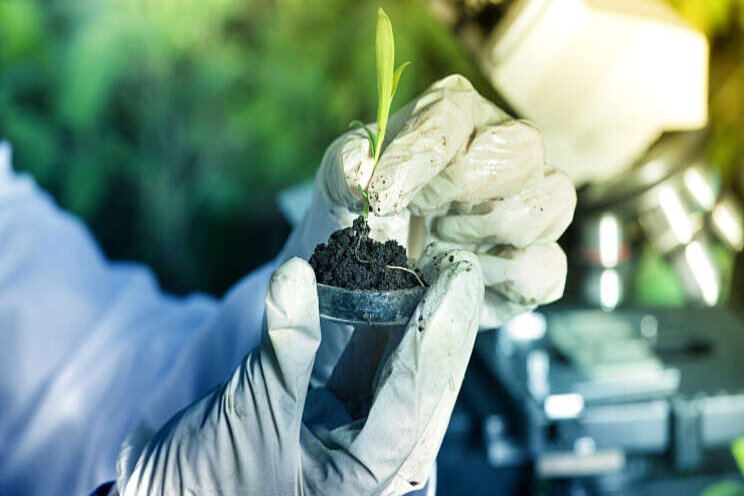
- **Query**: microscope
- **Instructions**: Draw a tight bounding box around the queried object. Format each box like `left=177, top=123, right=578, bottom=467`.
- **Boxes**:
left=429, top=0, right=744, bottom=493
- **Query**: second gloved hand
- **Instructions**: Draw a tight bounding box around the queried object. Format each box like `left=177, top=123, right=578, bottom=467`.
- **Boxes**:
left=282, top=74, right=577, bottom=330
left=116, top=250, right=483, bottom=496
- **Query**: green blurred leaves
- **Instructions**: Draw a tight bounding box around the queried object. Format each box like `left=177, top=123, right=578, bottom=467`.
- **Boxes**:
left=0, top=1, right=45, bottom=61
left=0, top=0, right=486, bottom=293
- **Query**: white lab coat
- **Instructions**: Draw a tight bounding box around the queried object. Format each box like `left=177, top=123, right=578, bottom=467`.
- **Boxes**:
left=0, top=157, right=278, bottom=494
left=0, top=155, right=435, bottom=496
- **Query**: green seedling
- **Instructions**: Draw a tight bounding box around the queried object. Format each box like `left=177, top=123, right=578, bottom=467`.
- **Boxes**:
left=351, top=7, right=410, bottom=219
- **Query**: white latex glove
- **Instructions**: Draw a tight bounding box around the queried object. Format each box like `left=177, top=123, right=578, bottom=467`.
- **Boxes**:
left=117, top=249, right=483, bottom=496
left=282, top=74, right=576, bottom=342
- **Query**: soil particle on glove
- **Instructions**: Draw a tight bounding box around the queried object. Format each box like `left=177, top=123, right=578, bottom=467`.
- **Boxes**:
left=309, top=216, right=420, bottom=290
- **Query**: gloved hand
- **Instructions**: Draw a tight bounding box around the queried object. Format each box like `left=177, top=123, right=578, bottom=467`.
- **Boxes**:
left=282, top=74, right=576, bottom=331
left=281, top=74, right=576, bottom=388
left=116, top=249, right=483, bottom=495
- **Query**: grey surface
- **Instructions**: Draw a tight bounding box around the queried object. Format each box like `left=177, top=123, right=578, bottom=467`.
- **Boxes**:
left=476, top=307, right=744, bottom=477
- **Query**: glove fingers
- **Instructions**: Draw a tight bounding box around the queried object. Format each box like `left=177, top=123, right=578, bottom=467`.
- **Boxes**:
left=261, top=258, right=322, bottom=422
left=409, top=121, right=544, bottom=214
left=346, top=249, right=484, bottom=486
left=479, top=289, right=536, bottom=330
left=320, top=132, right=375, bottom=212
left=479, top=243, right=567, bottom=306
left=367, top=74, right=508, bottom=216
left=434, top=169, right=576, bottom=247
left=414, top=241, right=461, bottom=285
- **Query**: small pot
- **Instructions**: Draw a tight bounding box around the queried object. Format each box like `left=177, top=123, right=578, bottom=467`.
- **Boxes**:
left=317, top=283, right=425, bottom=326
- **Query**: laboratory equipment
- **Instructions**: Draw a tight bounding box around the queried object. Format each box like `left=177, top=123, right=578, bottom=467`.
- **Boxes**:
left=466, top=308, right=744, bottom=492
left=316, top=283, right=424, bottom=326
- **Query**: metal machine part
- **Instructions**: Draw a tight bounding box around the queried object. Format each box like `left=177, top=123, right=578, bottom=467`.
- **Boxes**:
left=475, top=0, right=708, bottom=186
left=425, top=0, right=735, bottom=308
left=474, top=308, right=744, bottom=486
left=427, top=0, right=708, bottom=187
left=574, top=130, right=744, bottom=308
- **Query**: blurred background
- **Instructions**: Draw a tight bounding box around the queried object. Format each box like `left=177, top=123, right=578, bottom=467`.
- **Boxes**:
left=2, top=0, right=739, bottom=299
left=3, top=0, right=744, bottom=494
left=0, top=0, right=499, bottom=294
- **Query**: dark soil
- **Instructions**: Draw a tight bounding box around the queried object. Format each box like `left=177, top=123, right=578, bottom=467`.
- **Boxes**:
left=309, top=216, right=421, bottom=290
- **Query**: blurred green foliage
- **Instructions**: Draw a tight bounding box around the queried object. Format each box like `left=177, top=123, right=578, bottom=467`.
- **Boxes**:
left=1, top=0, right=741, bottom=298
left=0, top=0, right=490, bottom=294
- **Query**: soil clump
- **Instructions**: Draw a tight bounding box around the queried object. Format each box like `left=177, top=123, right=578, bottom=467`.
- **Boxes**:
left=309, top=216, right=420, bottom=290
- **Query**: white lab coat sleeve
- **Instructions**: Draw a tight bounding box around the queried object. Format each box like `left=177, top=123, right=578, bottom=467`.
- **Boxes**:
left=0, top=152, right=278, bottom=495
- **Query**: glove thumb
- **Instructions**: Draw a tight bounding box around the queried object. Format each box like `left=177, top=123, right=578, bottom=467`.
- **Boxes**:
left=260, top=258, right=322, bottom=426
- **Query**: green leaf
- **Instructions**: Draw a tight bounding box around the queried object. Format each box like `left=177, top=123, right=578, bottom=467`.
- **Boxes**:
left=357, top=184, right=369, bottom=200
left=349, top=120, right=377, bottom=155
left=354, top=6, right=409, bottom=212
left=733, top=437, right=744, bottom=475
left=374, top=7, right=395, bottom=165
left=391, top=61, right=410, bottom=100
left=357, top=184, right=370, bottom=219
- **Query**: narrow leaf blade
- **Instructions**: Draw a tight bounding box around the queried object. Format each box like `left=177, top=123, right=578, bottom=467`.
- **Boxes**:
left=349, top=120, right=378, bottom=155
left=733, top=437, right=744, bottom=475
left=375, top=7, right=395, bottom=164
left=391, top=61, right=410, bottom=100
left=357, top=184, right=369, bottom=200
left=357, top=184, right=370, bottom=219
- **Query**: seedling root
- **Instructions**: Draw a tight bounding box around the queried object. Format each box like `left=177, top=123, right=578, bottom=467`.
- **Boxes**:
left=386, top=265, right=425, bottom=288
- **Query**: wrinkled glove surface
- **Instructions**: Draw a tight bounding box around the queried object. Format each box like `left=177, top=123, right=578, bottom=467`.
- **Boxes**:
left=117, top=250, right=483, bottom=495
left=283, top=74, right=576, bottom=331
left=117, top=74, right=577, bottom=496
